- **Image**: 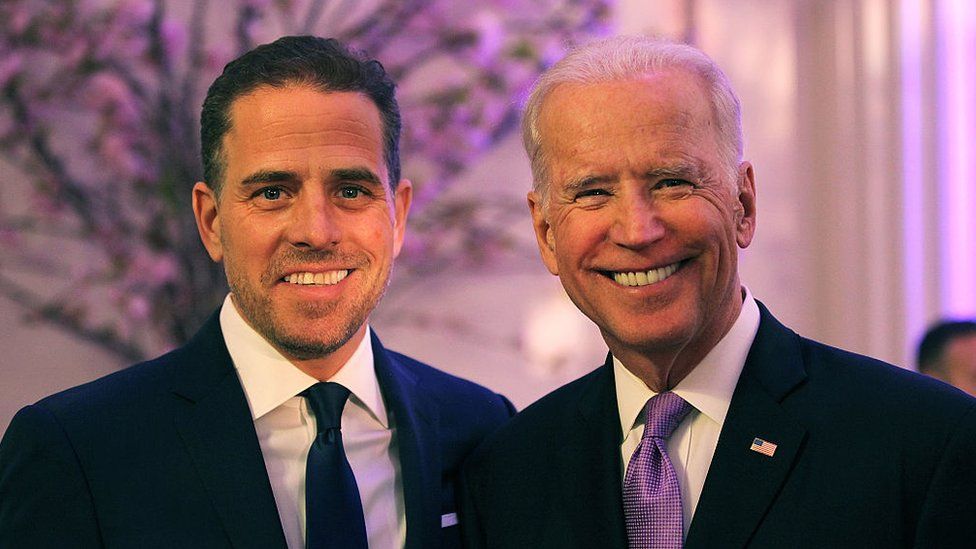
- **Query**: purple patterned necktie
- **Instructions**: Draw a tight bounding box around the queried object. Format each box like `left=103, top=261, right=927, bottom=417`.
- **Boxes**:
left=623, top=391, right=694, bottom=548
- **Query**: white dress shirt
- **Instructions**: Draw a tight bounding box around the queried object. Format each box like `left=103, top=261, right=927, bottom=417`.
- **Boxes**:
left=220, top=295, right=406, bottom=549
left=615, top=288, right=760, bottom=536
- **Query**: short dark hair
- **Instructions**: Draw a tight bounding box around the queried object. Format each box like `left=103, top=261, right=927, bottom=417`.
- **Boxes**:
left=200, top=35, right=401, bottom=193
left=917, top=320, right=976, bottom=374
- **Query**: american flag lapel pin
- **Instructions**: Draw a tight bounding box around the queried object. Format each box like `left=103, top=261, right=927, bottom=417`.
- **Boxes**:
left=750, top=437, right=778, bottom=457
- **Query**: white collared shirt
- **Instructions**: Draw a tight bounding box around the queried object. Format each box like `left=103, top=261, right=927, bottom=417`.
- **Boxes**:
left=220, top=295, right=406, bottom=549
left=615, top=288, right=761, bottom=536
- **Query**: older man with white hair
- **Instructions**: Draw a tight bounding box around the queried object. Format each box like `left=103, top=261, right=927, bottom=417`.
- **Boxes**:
left=460, top=36, right=976, bottom=549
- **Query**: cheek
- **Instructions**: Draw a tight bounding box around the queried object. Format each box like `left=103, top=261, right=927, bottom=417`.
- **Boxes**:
left=554, top=212, right=605, bottom=251
left=552, top=230, right=588, bottom=271
left=676, top=198, right=736, bottom=242
left=360, top=214, right=397, bottom=257
left=222, top=219, right=279, bottom=268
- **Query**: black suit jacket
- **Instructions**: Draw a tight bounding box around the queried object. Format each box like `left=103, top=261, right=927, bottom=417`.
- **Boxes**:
left=0, top=310, right=514, bottom=548
left=461, top=303, right=976, bottom=548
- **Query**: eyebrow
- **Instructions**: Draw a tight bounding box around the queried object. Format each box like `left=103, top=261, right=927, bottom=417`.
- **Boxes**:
left=645, top=163, right=702, bottom=180
left=331, top=167, right=384, bottom=187
left=560, top=164, right=702, bottom=193
left=562, top=174, right=614, bottom=193
left=238, top=167, right=385, bottom=188
left=240, top=170, right=297, bottom=187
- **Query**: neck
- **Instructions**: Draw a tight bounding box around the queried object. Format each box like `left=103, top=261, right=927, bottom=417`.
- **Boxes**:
left=609, top=343, right=702, bottom=393
left=608, top=289, right=745, bottom=393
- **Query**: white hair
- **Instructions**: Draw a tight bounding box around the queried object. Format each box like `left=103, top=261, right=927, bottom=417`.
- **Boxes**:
left=521, top=35, right=744, bottom=199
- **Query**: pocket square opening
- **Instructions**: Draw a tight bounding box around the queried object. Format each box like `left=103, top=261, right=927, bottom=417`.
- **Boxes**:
left=441, top=512, right=458, bottom=528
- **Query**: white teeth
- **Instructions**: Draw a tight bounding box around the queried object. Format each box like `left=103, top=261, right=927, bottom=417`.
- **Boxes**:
left=284, top=270, right=349, bottom=285
left=612, top=262, right=680, bottom=287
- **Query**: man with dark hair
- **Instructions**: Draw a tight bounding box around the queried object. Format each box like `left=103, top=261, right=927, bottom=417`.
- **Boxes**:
left=0, top=36, right=513, bottom=548
left=917, top=319, right=976, bottom=395
left=460, top=36, right=976, bottom=548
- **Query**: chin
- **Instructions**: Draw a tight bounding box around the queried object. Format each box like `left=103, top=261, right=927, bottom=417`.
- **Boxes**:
left=274, top=338, right=345, bottom=361
left=609, top=314, right=698, bottom=350
left=271, top=322, right=358, bottom=358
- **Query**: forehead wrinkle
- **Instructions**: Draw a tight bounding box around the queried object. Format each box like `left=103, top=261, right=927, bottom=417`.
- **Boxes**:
left=538, top=77, right=723, bottom=194
left=246, top=125, right=378, bottom=145
left=548, top=117, right=702, bottom=167
left=232, top=126, right=384, bottom=167
left=260, top=112, right=374, bottom=131
left=229, top=89, right=382, bottom=146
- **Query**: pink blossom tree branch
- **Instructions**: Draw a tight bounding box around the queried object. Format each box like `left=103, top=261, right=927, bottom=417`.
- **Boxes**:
left=0, top=0, right=612, bottom=361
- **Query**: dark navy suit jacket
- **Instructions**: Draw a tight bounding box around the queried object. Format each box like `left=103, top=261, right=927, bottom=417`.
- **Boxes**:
left=461, top=302, right=976, bottom=548
left=0, top=310, right=514, bottom=548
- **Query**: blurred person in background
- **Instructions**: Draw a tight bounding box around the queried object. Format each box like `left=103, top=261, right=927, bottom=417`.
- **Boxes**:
left=917, top=319, right=976, bottom=396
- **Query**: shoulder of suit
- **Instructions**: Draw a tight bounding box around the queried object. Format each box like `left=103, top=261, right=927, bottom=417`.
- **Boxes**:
left=383, top=348, right=513, bottom=411
left=466, top=365, right=607, bottom=461
left=25, top=343, right=191, bottom=427
left=755, top=304, right=974, bottom=417
left=792, top=334, right=976, bottom=423
left=518, top=364, right=607, bottom=416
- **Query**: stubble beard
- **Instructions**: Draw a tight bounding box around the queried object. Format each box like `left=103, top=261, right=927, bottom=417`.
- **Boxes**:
left=225, top=254, right=392, bottom=362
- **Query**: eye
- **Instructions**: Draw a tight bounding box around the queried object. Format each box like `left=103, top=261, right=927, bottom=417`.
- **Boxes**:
left=575, top=188, right=611, bottom=200
left=339, top=185, right=371, bottom=199
left=653, top=178, right=696, bottom=201
left=259, top=187, right=282, bottom=200
left=657, top=178, right=693, bottom=189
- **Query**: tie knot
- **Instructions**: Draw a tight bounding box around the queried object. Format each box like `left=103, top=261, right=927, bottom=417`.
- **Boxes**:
left=642, top=391, right=693, bottom=439
left=303, top=382, right=351, bottom=433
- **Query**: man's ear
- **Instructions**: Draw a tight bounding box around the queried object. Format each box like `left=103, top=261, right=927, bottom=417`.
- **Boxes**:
left=192, top=182, right=223, bottom=263
left=391, top=179, right=413, bottom=258
left=527, top=190, right=559, bottom=276
left=734, top=162, right=757, bottom=249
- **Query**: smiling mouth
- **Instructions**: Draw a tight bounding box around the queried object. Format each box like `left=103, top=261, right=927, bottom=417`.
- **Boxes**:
left=282, top=270, right=349, bottom=286
left=604, top=261, right=682, bottom=287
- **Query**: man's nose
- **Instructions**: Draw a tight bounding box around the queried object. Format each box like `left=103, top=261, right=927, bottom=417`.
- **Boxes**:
left=608, top=193, right=665, bottom=249
left=286, top=192, right=342, bottom=250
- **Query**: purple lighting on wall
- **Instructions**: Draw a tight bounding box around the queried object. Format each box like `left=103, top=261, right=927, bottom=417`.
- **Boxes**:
left=937, top=0, right=976, bottom=317
left=900, top=0, right=926, bottom=345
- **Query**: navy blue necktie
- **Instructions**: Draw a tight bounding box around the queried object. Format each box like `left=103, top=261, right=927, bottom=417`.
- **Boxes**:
left=303, top=382, right=368, bottom=549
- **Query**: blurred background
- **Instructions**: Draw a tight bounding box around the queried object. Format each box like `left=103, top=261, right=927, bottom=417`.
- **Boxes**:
left=1, top=0, right=974, bottom=433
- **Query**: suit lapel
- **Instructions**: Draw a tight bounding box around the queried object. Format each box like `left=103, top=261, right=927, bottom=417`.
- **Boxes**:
left=371, top=332, right=441, bottom=549
left=557, top=358, right=628, bottom=548
left=685, top=303, right=808, bottom=548
left=170, top=312, right=288, bottom=549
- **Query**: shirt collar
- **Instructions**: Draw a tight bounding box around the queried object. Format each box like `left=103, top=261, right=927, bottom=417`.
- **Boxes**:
left=614, top=287, right=761, bottom=436
left=219, top=294, right=388, bottom=427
